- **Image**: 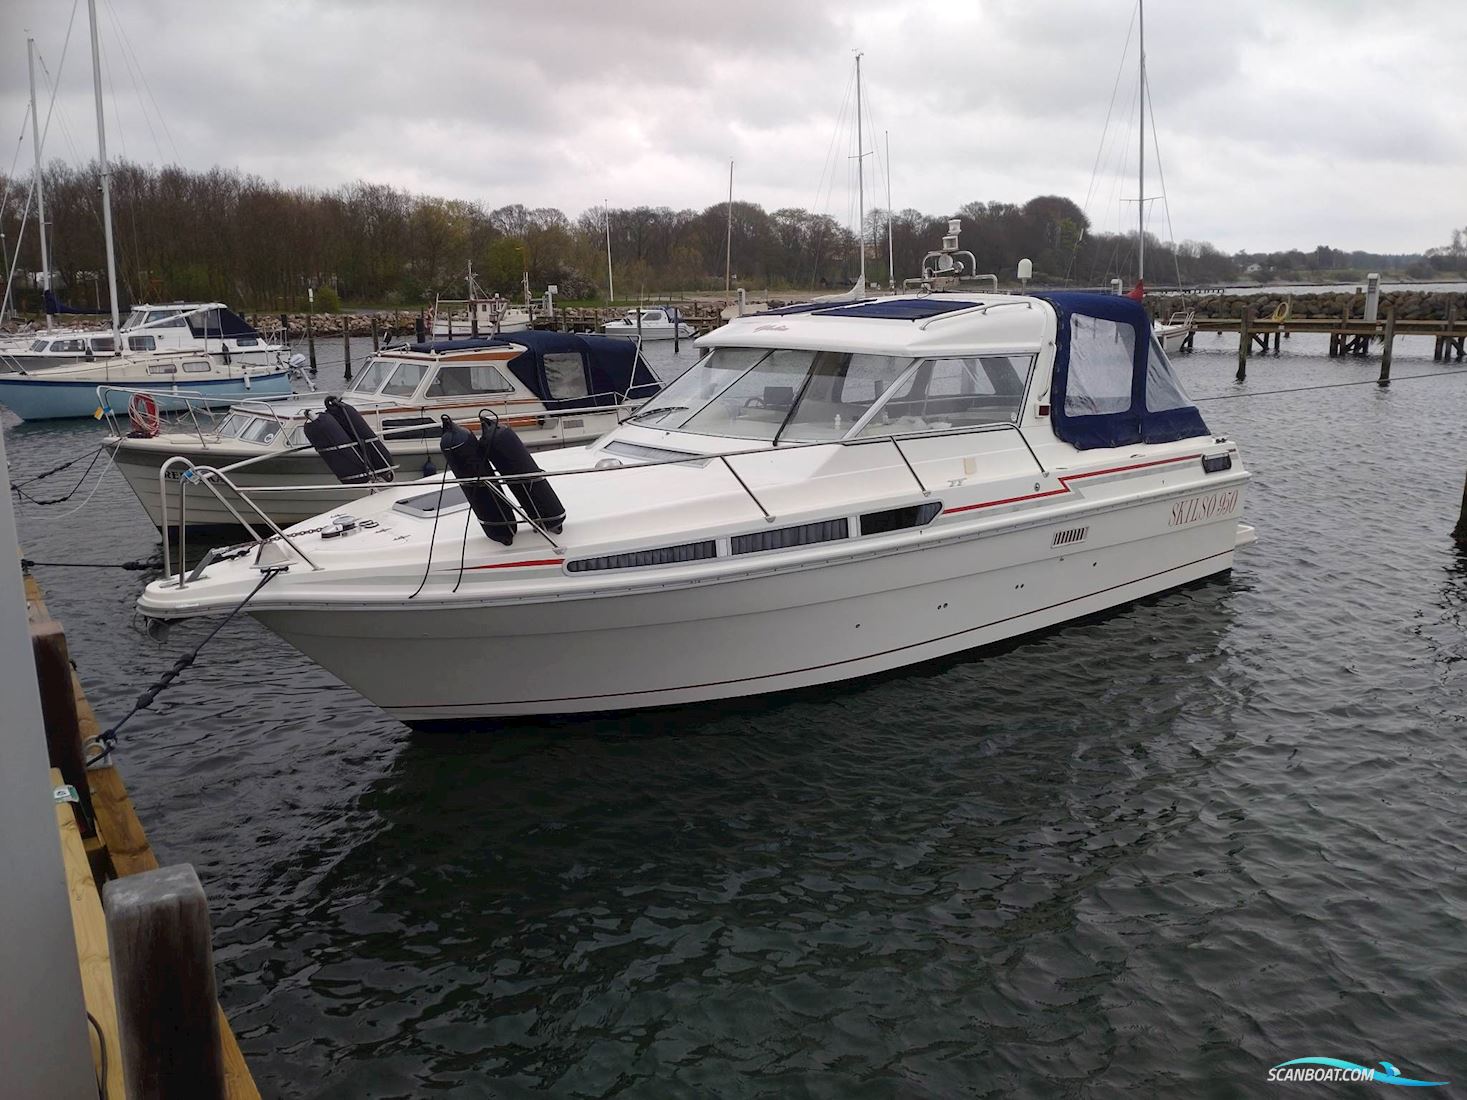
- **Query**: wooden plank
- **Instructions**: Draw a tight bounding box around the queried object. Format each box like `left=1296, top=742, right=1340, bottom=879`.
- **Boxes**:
left=52, top=768, right=127, bottom=1100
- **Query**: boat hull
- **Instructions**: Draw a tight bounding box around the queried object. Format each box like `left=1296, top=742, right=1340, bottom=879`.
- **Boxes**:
left=248, top=492, right=1244, bottom=723
left=600, top=324, right=693, bottom=342
left=113, top=421, right=603, bottom=529
left=0, top=371, right=292, bottom=421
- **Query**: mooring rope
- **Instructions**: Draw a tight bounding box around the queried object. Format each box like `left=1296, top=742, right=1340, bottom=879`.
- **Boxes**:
left=9, top=444, right=105, bottom=505
left=22, top=556, right=155, bottom=571
left=85, top=566, right=285, bottom=766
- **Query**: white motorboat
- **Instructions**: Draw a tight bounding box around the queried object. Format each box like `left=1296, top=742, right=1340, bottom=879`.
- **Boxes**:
left=138, top=291, right=1252, bottom=726
left=1156, top=310, right=1195, bottom=354
left=601, top=307, right=695, bottom=342
left=108, top=331, right=659, bottom=529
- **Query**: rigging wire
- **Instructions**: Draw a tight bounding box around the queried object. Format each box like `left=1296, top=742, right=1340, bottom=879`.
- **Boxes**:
left=1144, top=67, right=1185, bottom=291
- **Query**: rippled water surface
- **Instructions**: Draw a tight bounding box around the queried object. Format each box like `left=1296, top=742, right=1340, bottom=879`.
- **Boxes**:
left=7, top=334, right=1466, bottom=1097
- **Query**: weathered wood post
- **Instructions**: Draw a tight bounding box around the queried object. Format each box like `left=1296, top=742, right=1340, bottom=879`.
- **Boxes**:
left=30, top=621, right=93, bottom=829
left=1378, top=305, right=1396, bottom=385
left=342, top=322, right=352, bottom=382
left=371, top=316, right=380, bottom=352
left=104, top=864, right=226, bottom=1100
left=1454, top=471, right=1467, bottom=545
left=306, top=288, right=317, bottom=375
left=1236, top=307, right=1251, bottom=381
left=415, top=311, right=426, bottom=343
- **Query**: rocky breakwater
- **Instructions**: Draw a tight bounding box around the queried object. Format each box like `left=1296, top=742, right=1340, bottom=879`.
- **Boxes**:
left=247, top=310, right=422, bottom=339
left=1148, top=289, right=1467, bottom=322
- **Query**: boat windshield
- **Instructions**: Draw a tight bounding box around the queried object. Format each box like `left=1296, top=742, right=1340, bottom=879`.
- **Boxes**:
left=346, top=357, right=399, bottom=394
left=627, top=344, right=1032, bottom=442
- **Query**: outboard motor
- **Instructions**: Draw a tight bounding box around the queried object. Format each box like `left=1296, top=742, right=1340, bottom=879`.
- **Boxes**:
left=478, top=412, right=565, bottom=533
left=303, top=396, right=395, bottom=485
left=439, top=416, right=517, bottom=545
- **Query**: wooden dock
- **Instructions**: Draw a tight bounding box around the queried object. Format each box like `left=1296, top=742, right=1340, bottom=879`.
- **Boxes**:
left=25, top=571, right=259, bottom=1100
left=1184, top=312, right=1467, bottom=361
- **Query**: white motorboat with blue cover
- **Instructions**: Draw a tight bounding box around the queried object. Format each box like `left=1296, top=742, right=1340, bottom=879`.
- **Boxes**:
left=0, top=302, right=291, bottom=420
left=138, top=292, right=1253, bottom=725
left=108, top=331, right=659, bottom=529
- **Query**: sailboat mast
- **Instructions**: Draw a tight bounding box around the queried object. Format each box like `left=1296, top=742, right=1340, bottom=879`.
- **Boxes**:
left=1137, top=0, right=1145, bottom=285
left=27, top=38, right=53, bottom=331
left=855, top=52, right=866, bottom=292
left=604, top=202, right=614, bottom=305
left=87, top=0, right=121, bottom=336
left=885, top=130, right=894, bottom=289
left=724, top=159, right=733, bottom=299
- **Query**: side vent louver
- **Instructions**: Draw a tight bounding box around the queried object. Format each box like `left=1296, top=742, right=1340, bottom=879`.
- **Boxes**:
left=1052, top=526, right=1089, bottom=547
left=731, top=519, right=849, bottom=555
left=859, top=502, right=942, bottom=536
left=567, top=540, right=717, bottom=572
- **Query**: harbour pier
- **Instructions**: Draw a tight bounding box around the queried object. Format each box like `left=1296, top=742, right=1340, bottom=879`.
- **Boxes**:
left=19, top=568, right=259, bottom=1098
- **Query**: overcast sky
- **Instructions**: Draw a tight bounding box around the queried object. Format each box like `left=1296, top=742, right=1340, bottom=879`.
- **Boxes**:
left=1, top=0, right=1462, bottom=255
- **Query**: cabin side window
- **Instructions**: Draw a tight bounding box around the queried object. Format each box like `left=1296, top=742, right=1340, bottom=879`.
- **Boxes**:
left=1065, top=314, right=1134, bottom=416
left=128, top=335, right=157, bottom=351
left=382, top=360, right=432, bottom=397
left=426, top=364, right=516, bottom=398
left=90, top=337, right=115, bottom=353
left=544, top=352, right=590, bottom=400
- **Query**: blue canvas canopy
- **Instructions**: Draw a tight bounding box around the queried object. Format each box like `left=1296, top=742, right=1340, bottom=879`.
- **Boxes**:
left=1037, top=292, right=1209, bottom=450
left=185, top=306, right=261, bottom=340
left=409, top=330, right=660, bottom=409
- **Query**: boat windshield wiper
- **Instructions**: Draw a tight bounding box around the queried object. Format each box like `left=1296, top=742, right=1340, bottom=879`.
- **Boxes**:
left=628, top=404, right=688, bottom=423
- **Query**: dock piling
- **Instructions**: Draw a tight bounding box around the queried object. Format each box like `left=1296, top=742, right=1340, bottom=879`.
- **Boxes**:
left=342, top=324, right=352, bottom=382
left=305, top=292, right=317, bottom=375
left=105, top=864, right=227, bottom=1100
left=1454, top=471, right=1467, bottom=545
left=1378, top=305, right=1396, bottom=385
left=415, top=311, right=426, bottom=344
left=1236, top=307, right=1251, bottom=381
left=371, top=316, right=380, bottom=352
left=31, top=621, right=93, bottom=829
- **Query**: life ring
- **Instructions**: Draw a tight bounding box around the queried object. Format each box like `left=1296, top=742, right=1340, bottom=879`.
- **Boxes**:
left=128, top=392, right=161, bottom=438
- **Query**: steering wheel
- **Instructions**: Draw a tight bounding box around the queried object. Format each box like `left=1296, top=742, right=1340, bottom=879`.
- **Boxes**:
left=743, top=397, right=766, bottom=408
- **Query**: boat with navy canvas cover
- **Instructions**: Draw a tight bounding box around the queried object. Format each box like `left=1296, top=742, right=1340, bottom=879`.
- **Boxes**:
left=108, top=330, right=660, bottom=530
left=138, top=291, right=1252, bottom=726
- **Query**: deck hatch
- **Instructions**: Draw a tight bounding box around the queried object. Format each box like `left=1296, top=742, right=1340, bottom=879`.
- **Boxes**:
left=859, top=502, right=942, bottom=536
left=567, top=540, right=717, bottom=573
left=731, top=518, right=849, bottom=555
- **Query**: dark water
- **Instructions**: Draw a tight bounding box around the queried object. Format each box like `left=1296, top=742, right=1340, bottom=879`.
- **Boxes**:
left=7, top=334, right=1466, bottom=1097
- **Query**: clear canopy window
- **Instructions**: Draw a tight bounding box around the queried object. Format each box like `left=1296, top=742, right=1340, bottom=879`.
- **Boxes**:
left=1065, top=314, right=1134, bottom=416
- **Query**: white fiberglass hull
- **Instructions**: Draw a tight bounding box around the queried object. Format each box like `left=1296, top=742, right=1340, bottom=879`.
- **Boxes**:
left=244, top=492, right=1244, bottom=723
left=1156, top=323, right=1189, bottom=354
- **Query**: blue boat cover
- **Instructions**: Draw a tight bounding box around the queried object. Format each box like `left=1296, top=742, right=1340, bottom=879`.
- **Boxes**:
left=1036, top=293, right=1209, bottom=450
left=408, top=330, right=660, bottom=409
left=186, top=307, right=261, bottom=340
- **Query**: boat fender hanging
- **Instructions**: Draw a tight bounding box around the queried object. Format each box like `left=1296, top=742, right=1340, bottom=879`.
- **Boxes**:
left=303, top=398, right=393, bottom=486
left=324, top=396, right=394, bottom=482
left=439, top=416, right=517, bottom=546
left=478, top=411, right=565, bottom=534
